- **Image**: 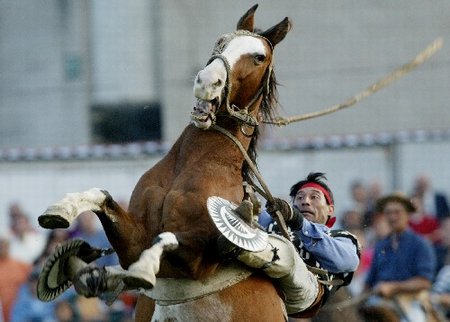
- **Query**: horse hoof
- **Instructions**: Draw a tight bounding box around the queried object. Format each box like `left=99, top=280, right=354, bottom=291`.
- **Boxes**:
left=38, top=206, right=71, bottom=229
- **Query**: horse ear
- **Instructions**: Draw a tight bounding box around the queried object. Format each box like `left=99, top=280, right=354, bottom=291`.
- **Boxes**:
left=236, top=4, right=258, bottom=31
left=260, top=17, right=292, bottom=47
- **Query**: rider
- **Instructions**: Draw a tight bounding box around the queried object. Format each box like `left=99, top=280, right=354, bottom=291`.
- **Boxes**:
left=222, top=172, right=360, bottom=318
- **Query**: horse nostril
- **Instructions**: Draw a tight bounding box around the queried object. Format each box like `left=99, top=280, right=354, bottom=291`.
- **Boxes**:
left=214, top=79, right=223, bottom=88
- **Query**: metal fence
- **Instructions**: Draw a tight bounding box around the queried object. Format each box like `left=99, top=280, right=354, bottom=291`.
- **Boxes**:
left=1, top=128, right=449, bottom=235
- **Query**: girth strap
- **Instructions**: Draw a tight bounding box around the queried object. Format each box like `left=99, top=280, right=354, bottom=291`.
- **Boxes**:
left=143, top=262, right=252, bottom=306
left=306, top=265, right=344, bottom=286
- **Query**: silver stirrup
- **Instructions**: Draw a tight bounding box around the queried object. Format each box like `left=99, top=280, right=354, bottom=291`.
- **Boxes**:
left=207, top=196, right=268, bottom=252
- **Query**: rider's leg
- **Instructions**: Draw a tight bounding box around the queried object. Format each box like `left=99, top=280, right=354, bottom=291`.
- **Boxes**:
left=236, top=234, right=319, bottom=314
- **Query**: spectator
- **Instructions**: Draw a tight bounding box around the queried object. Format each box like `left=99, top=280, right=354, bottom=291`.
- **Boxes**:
left=0, top=234, right=32, bottom=322
left=349, top=211, right=390, bottom=297
left=429, top=215, right=450, bottom=320
left=430, top=264, right=450, bottom=320
left=8, top=203, right=46, bottom=264
left=54, top=299, right=78, bottom=322
left=33, top=229, right=70, bottom=269
left=347, top=230, right=368, bottom=296
left=364, top=211, right=391, bottom=249
left=411, top=174, right=450, bottom=222
left=408, top=194, right=441, bottom=244
left=359, top=192, right=437, bottom=322
left=364, top=180, right=384, bottom=229
left=340, top=209, right=364, bottom=233
left=10, top=268, right=56, bottom=322
left=443, top=217, right=450, bottom=256
left=74, top=296, right=107, bottom=322
left=51, top=285, right=107, bottom=322
left=348, top=180, right=369, bottom=217
left=343, top=179, right=381, bottom=233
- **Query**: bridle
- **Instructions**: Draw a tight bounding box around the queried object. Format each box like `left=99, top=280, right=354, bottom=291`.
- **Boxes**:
left=206, top=30, right=273, bottom=129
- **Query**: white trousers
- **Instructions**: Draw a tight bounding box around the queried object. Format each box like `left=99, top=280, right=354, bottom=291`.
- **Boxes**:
left=237, top=234, right=319, bottom=314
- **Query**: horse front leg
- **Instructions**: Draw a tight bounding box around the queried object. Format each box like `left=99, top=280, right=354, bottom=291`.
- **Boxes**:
left=38, top=231, right=178, bottom=305
left=39, top=188, right=113, bottom=229
left=73, top=232, right=178, bottom=298
left=39, top=188, right=150, bottom=267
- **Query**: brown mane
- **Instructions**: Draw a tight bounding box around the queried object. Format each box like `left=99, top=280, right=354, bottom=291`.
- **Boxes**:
left=244, top=70, right=279, bottom=183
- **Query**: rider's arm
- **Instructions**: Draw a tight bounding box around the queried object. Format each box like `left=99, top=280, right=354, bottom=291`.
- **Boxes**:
left=298, top=220, right=359, bottom=273
left=257, top=210, right=273, bottom=229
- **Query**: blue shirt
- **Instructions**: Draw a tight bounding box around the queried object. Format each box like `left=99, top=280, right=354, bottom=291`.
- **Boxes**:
left=365, top=229, right=436, bottom=288
left=259, top=210, right=359, bottom=273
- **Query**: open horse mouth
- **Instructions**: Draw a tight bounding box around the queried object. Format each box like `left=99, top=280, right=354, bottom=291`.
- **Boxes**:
left=190, top=98, right=220, bottom=129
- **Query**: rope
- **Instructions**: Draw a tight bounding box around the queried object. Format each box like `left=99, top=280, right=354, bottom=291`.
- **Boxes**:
left=211, top=124, right=291, bottom=239
left=264, top=37, right=443, bottom=126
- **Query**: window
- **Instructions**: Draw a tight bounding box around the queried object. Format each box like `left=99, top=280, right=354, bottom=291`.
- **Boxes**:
left=92, top=102, right=161, bottom=143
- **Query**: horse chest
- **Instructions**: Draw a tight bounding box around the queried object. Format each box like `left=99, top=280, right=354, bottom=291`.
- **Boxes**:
left=151, top=295, right=233, bottom=322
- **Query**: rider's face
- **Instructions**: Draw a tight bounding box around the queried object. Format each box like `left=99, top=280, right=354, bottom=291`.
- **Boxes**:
left=293, top=187, right=334, bottom=225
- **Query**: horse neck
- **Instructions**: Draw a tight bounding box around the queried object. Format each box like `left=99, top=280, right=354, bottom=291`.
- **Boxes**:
left=217, top=118, right=255, bottom=147
left=163, top=123, right=251, bottom=182
left=183, top=122, right=252, bottom=154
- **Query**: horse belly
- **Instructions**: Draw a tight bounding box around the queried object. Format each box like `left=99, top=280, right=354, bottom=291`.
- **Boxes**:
left=152, top=294, right=233, bottom=322
left=151, top=277, right=286, bottom=322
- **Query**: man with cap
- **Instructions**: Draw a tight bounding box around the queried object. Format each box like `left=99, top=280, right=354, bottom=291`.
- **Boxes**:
left=360, top=192, right=437, bottom=322
left=216, top=172, right=360, bottom=318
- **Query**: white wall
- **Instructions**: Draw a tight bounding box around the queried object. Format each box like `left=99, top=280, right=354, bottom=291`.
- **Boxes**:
left=1, top=0, right=449, bottom=147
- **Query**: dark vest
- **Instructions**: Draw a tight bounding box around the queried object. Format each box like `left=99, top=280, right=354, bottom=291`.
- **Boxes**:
left=267, top=222, right=360, bottom=302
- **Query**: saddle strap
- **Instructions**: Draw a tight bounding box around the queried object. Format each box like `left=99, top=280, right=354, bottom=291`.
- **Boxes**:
left=306, top=265, right=344, bottom=286
left=142, top=262, right=253, bottom=306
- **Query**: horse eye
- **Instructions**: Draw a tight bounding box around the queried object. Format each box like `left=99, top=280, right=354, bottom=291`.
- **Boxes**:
left=253, top=54, right=265, bottom=64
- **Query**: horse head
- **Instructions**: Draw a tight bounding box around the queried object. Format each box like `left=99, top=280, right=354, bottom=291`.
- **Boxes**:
left=191, top=4, right=292, bottom=130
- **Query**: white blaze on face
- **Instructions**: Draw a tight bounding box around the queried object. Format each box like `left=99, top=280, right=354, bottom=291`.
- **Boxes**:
left=222, top=35, right=267, bottom=67
left=193, top=36, right=267, bottom=101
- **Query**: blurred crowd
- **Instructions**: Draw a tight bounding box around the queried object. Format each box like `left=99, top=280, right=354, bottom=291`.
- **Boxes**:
left=0, top=204, right=136, bottom=322
left=338, top=174, right=450, bottom=320
left=1, top=174, right=450, bottom=321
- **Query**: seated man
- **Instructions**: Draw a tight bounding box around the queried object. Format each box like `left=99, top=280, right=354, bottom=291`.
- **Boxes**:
left=216, top=172, right=360, bottom=318
left=360, top=192, right=437, bottom=322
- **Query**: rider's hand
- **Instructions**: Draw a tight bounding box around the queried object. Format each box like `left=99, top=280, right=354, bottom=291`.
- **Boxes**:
left=266, top=198, right=294, bottom=221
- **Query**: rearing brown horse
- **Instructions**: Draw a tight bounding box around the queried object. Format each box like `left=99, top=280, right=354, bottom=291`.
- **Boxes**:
left=38, top=5, right=291, bottom=321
